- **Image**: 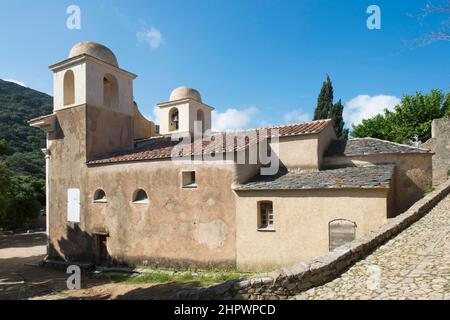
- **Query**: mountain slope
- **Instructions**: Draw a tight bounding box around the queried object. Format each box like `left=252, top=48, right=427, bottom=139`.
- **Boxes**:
left=0, top=79, right=52, bottom=154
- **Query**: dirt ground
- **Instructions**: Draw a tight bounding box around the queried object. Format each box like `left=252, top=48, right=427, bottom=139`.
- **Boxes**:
left=0, top=232, right=208, bottom=300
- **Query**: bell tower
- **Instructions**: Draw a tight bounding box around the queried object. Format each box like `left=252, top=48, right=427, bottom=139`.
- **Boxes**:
left=49, top=41, right=137, bottom=159
left=157, top=86, right=214, bottom=136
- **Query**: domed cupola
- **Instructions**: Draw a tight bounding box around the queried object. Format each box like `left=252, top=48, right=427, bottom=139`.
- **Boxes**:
left=69, top=41, right=119, bottom=67
left=157, top=86, right=214, bottom=135
left=169, top=86, right=202, bottom=103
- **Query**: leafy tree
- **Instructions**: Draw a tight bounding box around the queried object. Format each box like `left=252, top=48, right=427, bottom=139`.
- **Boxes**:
left=352, top=89, right=450, bottom=143
left=0, top=175, right=42, bottom=229
left=314, top=75, right=334, bottom=120
left=0, top=79, right=51, bottom=229
left=0, top=138, right=9, bottom=155
left=0, top=139, right=12, bottom=223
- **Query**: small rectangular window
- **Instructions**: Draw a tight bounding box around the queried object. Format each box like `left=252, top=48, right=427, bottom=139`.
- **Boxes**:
left=182, top=171, right=197, bottom=188
left=258, top=201, right=274, bottom=231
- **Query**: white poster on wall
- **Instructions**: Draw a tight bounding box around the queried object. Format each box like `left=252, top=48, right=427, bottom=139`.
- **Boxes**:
left=67, top=188, right=80, bottom=223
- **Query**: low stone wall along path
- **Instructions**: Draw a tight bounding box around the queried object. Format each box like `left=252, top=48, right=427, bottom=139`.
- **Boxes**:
left=294, top=193, right=450, bottom=300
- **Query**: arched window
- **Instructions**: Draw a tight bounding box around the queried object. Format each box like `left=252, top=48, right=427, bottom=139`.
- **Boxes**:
left=257, top=201, right=274, bottom=230
left=103, top=74, right=118, bottom=109
left=63, top=70, right=75, bottom=106
left=169, top=108, right=179, bottom=131
left=329, top=219, right=357, bottom=251
left=196, top=109, right=205, bottom=133
left=93, top=189, right=107, bottom=203
left=132, top=189, right=149, bottom=203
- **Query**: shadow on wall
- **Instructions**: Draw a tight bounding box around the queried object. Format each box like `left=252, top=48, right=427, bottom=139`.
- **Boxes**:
left=50, top=224, right=102, bottom=264
left=53, top=117, right=64, bottom=141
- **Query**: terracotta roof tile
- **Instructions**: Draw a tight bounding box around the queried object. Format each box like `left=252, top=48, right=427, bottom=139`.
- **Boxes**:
left=88, top=119, right=332, bottom=164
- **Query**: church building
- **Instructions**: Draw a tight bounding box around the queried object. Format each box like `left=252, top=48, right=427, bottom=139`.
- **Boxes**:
left=29, top=42, right=433, bottom=271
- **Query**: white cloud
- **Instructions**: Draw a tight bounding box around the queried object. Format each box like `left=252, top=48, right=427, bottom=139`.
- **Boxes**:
left=2, top=78, right=26, bottom=87
left=212, top=106, right=258, bottom=132
left=283, top=110, right=311, bottom=124
left=137, top=27, right=164, bottom=50
left=144, top=106, right=160, bottom=124
left=345, top=95, right=401, bottom=127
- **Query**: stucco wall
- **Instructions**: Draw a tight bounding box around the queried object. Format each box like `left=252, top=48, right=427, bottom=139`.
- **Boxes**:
left=48, top=125, right=248, bottom=269
left=84, top=60, right=134, bottom=116
left=84, top=161, right=238, bottom=267
left=86, top=105, right=133, bottom=159
left=235, top=188, right=389, bottom=271
left=158, top=102, right=190, bottom=135
left=133, top=103, right=157, bottom=140
left=53, top=59, right=135, bottom=116
left=53, top=64, right=87, bottom=111
left=47, top=106, right=92, bottom=261
left=270, top=135, right=319, bottom=171
left=188, top=100, right=212, bottom=133
left=323, top=153, right=432, bottom=214
left=317, top=125, right=337, bottom=169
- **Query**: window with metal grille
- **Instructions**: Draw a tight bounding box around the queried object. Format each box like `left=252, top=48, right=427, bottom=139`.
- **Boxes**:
left=258, top=201, right=274, bottom=230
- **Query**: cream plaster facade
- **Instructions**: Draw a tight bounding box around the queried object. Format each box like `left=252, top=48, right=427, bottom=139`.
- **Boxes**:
left=235, top=188, right=390, bottom=271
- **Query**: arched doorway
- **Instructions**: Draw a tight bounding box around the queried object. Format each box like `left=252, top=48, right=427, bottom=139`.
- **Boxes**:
left=329, top=219, right=357, bottom=251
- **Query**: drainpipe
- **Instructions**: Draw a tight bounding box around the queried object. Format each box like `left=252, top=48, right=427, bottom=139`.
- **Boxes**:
left=41, top=134, right=51, bottom=256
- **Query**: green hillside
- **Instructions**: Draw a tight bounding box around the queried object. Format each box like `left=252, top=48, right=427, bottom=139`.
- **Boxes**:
left=0, top=79, right=52, bottom=229
left=0, top=79, right=52, bottom=153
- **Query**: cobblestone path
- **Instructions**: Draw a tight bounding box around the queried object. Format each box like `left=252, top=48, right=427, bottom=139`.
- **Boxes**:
left=295, top=193, right=450, bottom=300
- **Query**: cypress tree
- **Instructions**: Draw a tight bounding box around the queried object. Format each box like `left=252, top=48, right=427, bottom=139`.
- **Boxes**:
left=330, top=99, right=349, bottom=140
left=313, top=75, right=334, bottom=120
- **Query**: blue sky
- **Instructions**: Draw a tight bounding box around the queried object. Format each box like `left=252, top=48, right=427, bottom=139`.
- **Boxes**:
left=0, top=0, right=448, bottom=130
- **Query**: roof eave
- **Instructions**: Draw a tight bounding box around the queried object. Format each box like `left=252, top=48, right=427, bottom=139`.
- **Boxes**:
left=49, top=54, right=137, bottom=79
left=233, top=185, right=391, bottom=192
left=28, top=114, right=57, bottom=133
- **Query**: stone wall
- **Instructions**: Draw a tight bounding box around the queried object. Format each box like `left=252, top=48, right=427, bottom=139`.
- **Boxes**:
left=422, top=118, right=450, bottom=186
left=172, top=179, right=450, bottom=300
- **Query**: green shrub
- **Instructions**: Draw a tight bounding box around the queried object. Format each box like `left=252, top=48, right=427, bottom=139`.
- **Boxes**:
left=0, top=174, right=41, bottom=229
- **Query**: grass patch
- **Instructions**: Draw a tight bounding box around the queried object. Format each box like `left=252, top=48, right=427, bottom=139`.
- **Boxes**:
left=424, top=186, right=435, bottom=195
left=98, top=269, right=250, bottom=286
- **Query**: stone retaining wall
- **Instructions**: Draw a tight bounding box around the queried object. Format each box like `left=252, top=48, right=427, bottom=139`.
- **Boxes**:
left=172, top=179, right=450, bottom=300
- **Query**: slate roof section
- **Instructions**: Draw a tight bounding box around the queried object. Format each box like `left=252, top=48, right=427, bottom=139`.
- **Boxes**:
left=324, top=137, right=430, bottom=157
left=87, top=119, right=332, bottom=165
left=234, top=164, right=395, bottom=191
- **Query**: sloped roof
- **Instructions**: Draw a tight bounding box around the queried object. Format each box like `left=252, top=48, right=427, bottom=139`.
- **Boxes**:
left=325, top=137, right=430, bottom=157
left=87, top=119, right=332, bottom=165
left=28, top=113, right=56, bottom=123
left=234, top=164, right=395, bottom=191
